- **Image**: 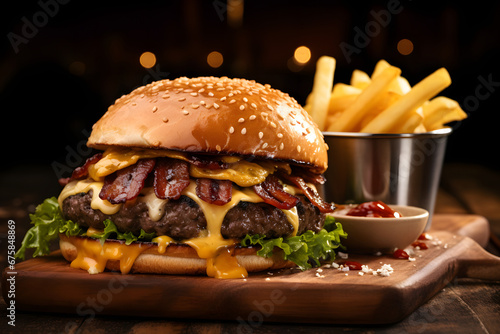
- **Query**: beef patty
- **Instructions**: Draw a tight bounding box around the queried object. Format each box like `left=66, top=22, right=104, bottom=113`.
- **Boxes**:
left=62, top=190, right=325, bottom=240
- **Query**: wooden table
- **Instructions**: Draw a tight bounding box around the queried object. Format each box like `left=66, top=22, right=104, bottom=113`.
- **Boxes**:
left=0, top=163, right=499, bottom=333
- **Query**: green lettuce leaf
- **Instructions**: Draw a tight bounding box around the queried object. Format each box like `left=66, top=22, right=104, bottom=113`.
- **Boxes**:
left=240, top=215, right=347, bottom=270
left=90, top=219, right=156, bottom=245
left=15, top=197, right=83, bottom=260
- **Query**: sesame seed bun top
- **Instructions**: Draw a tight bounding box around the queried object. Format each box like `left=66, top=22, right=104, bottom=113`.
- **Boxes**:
left=87, top=76, right=328, bottom=173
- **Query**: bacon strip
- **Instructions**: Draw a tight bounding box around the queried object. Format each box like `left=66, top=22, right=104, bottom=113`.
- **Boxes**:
left=253, top=175, right=299, bottom=210
left=188, top=155, right=228, bottom=170
left=279, top=173, right=335, bottom=213
left=99, top=159, right=156, bottom=204
left=292, top=167, right=326, bottom=185
left=154, top=158, right=190, bottom=200
left=58, top=153, right=103, bottom=186
left=196, top=178, right=232, bottom=205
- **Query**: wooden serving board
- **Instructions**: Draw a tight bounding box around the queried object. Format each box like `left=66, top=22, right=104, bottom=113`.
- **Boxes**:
left=3, top=214, right=500, bottom=324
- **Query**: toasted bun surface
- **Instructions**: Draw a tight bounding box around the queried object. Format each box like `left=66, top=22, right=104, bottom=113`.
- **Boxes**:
left=60, top=236, right=295, bottom=275
left=88, top=77, right=328, bottom=173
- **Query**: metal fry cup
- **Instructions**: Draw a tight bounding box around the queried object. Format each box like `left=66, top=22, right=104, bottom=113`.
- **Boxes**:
left=320, top=128, right=452, bottom=230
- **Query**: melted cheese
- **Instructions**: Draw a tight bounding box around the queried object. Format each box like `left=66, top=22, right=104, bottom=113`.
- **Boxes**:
left=181, top=181, right=262, bottom=259
left=88, top=147, right=190, bottom=180
left=206, top=247, right=247, bottom=279
left=190, top=160, right=272, bottom=187
left=61, top=234, right=148, bottom=274
left=152, top=235, right=174, bottom=254
left=58, top=179, right=121, bottom=215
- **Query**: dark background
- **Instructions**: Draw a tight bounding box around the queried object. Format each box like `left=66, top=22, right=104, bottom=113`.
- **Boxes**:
left=1, top=0, right=499, bottom=176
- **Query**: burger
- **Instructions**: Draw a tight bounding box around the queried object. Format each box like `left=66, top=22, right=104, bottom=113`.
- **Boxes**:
left=16, top=77, right=346, bottom=278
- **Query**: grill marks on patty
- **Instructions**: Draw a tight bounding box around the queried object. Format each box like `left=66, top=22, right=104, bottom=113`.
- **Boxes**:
left=62, top=191, right=325, bottom=240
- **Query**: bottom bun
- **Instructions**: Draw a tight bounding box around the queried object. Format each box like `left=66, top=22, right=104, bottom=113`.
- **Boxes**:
left=59, top=236, right=295, bottom=275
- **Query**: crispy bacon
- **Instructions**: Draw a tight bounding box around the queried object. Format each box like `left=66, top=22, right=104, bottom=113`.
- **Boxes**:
left=99, top=159, right=156, bottom=204
left=188, top=155, right=228, bottom=170
left=279, top=173, right=335, bottom=213
left=292, top=167, right=326, bottom=185
left=196, top=178, right=232, bottom=205
left=58, top=153, right=103, bottom=186
left=154, top=158, right=190, bottom=200
left=253, top=175, right=299, bottom=210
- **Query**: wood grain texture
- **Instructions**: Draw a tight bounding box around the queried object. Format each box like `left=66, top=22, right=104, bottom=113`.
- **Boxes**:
left=3, top=215, right=499, bottom=325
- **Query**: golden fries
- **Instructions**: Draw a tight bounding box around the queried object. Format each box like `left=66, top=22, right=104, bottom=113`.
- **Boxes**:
left=362, top=68, right=451, bottom=133
left=308, top=56, right=336, bottom=130
left=305, top=58, right=466, bottom=133
left=328, top=66, right=401, bottom=132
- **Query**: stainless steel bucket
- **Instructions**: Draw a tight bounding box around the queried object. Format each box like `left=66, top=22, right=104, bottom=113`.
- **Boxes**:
left=320, top=128, right=452, bottom=230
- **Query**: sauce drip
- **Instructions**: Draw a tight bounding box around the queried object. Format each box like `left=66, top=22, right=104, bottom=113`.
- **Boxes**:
left=346, top=201, right=401, bottom=218
left=206, top=247, right=248, bottom=279
left=393, top=249, right=410, bottom=259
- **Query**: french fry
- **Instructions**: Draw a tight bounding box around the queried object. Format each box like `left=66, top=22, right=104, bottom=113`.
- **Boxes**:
left=372, top=59, right=391, bottom=78
left=389, top=108, right=424, bottom=133
left=309, top=56, right=336, bottom=130
left=327, top=66, right=401, bottom=132
left=361, top=68, right=452, bottom=133
left=359, top=92, right=400, bottom=129
left=350, top=69, right=371, bottom=89
left=332, top=83, right=362, bottom=97
left=372, top=59, right=411, bottom=95
left=422, top=96, right=467, bottom=130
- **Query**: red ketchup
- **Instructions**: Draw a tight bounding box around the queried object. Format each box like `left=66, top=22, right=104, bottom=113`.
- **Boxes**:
left=344, top=261, right=363, bottom=270
left=393, top=249, right=410, bottom=259
left=346, top=201, right=401, bottom=218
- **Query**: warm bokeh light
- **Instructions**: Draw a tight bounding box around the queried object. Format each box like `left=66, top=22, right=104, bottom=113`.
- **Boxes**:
left=69, top=61, right=85, bottom=76
left=294, top=46, right=311, bottom=64
left=207, top=51, right=224, bottom=68
left=140, top=51, right=156, bottom=69
left=397, top=39, right=414, bottom=55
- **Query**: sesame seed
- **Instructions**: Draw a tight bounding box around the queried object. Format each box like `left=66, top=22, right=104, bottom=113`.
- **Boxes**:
left=178, top=97, right=186, bottom=101
left=182, top=110, right=189, bottom=115
left=152, top=106, right=158, bottom=112
left=270, top=122, right=277, bottom=128
left=261, top=96, right=268, bottom=102
left=241, top=128, right=247, bottom=134
left=162, top=117, right=169, bottom=123
left=229, top=126, right=235, bottom=133
left=213, top=102, right=220, bottom=109
left=208, top=92, right=214, bottom=97
left=190, top=92, right=198, bottom=97
left=216, top=145, right=222, bottom=151
left=162, top=94, right=170, bottom=99
left=131, top=102, right=137, bottom=106
left=258, top=132, right=264, bottom=139
left=220, top=96, right=227, bottom=102
left=198, top=88, right=205, bottom=93
left=140, top=94, right=145, bottom=98
left=228, top=93, right=234, bottom=97
left=267, top=104, right=274, bottom=111
left=238, top=118, right=245, bottom=123
left=262, top=142, right=268, bottom=149
left=251, top=103, right=257, bottom=109
left=239, top=105, right=245, bottom=111
left=229, top=99, right=236, bottom=104
left=200, top=101, right=206, bottom=105
left=249, top=115, right=256, bottom=120
left=243, top=97, right=248, bottom=102
left=191, top=104, right=200, bottom=109
left=216, top=88, right=224, bottom=91
left=279, top=142, right=284, bottom=150
left=277, top=133, right=283, bottom=138
left=297, top=145, right=301, bottom=152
